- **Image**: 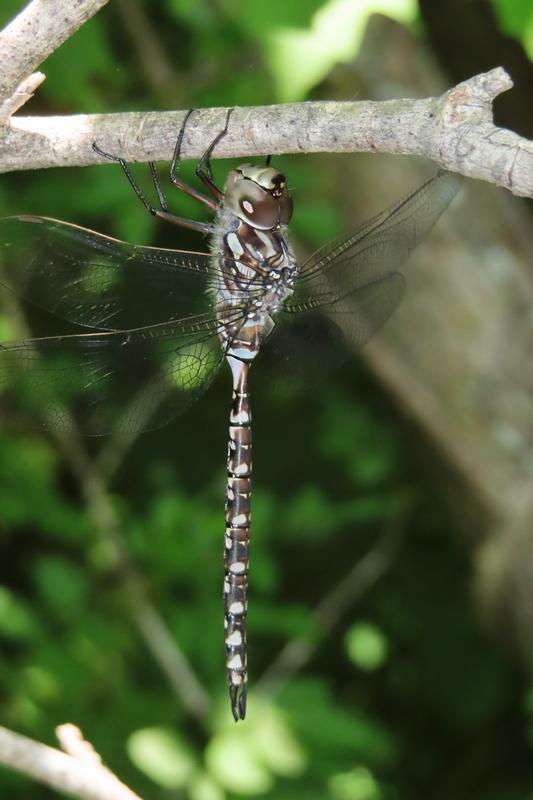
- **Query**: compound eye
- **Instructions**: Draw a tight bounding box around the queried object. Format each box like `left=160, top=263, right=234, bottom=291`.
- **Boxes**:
left=239, top=183, right=278, bottom=228
left=278, top=194, right=293, bottom=224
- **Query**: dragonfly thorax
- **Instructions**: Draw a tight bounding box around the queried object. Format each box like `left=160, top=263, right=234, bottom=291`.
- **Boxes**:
left=209, top=168, right=297, bottom=366
left=224, top=164, right=293, bottom=230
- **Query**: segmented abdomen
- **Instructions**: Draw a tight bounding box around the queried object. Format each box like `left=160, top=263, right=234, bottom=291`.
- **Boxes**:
left=224, top=359, right=252, bottom=721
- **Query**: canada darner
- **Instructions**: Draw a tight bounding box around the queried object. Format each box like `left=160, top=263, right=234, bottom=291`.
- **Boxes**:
left=0, top=109, right=461, bottom=720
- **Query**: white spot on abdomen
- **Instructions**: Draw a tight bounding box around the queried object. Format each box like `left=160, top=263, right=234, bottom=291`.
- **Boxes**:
left=227, top=653, right=244, bottom=670
left=226, top=630, right=243, bottom=647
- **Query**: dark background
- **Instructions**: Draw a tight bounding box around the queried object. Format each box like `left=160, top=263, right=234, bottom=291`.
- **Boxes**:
left=0, top=1, right=532, bottom=798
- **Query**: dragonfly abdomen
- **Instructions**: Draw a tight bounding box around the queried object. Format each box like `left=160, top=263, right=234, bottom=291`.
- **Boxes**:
left=224, top=356, right=252, bottom=720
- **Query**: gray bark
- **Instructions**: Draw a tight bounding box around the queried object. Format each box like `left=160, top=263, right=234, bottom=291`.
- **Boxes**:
left=0, top=69, right=531, bottom=197
left=0, top=0, right=110, bottom=103
left=0, top=725, right=141, bottom=800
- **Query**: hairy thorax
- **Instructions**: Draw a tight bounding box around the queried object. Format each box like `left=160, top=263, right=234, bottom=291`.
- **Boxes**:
left=210, top=206, right=298, bottom=360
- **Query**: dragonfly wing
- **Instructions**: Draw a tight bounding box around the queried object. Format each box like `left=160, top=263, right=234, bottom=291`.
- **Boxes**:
left=0, top=312, right=245, bottom=435
left=285, top=170, right=461, bottom=349
left=0, top=215, right=219, bottom=330
left=266, top=273, right=405, bottom=385
left=271, top=171, right=460, bottom=380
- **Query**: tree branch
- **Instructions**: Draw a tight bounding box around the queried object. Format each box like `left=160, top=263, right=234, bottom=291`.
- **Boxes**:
left=0, top=4, right=530, bottom=195
left=0, top=72, right=45, bottom=124
left=0, top=0, right=110, bottom=103
left=0, top=67, right=530, bottom=197
left=0, top=724, right=141, bottom=800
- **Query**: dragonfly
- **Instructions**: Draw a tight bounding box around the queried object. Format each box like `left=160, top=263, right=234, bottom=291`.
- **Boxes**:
left=0, top=108, right=461, bottom=720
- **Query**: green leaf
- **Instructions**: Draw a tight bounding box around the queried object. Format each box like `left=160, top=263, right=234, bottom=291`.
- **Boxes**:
left=207, top=701, right=306, bottom=793
left=189, top=772, right=225, bottom=800
left=317, top=390, right=400, bottom=486
left=206, top=733, right=273, bottom=794
left=0, top=586, right=38, bottom=641
left=33, top=557, right=88, bottom=621
left=21, top=666, right=60, bottom=703
left=329, top=766, right=383, bottom=800
left=285, top=680, right=396, bottom=765
left=265, top=0, right=416, bottom=101
left=40, top=16, right=122, bottom=112
left=250, top=707, right=307, bottom=777
left=127, top=727, right=197, bottom=789
left=228, top=0, right=325, bottom=36
left=345, top=623, right=389, bottom=671
left=491, top=0, right=533, bottom=43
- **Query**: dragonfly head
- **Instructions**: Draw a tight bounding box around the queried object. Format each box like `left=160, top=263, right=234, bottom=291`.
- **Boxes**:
left=225, top=164, right=293, bottom=230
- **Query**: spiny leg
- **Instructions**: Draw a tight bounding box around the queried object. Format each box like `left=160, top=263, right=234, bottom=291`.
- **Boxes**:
left=168, top=109, right=219, bottom=211
left=148, top=160, right=170, bottom=212
left=92, top=141, right=156, bottom=213
left=92, top=139, right=211, bottom=234
left=195, top=108, right=234, bottom=201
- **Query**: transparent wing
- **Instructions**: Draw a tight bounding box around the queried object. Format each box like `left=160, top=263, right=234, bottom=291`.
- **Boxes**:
left=0, top=216, right=262, bottom=331
left=266, top=171, right=460, bottom=384
left=264, top=274, right=405, bottom=386
left=0, top=310, right=246, bottom=435
left=284, top=170, right=461, bottom=348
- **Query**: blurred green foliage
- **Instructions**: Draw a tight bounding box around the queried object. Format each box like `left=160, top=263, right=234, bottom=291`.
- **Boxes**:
left=492, top=0, right=533, bottom=57
left=1, top=1, right=532, bottom=799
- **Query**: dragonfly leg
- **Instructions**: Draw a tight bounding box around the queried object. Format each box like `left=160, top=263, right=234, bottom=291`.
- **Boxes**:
left=93, top=141, right=157, bottom=214
left=150, top=210, right=213, bottom=234
left=195, top=107, right=234, bottom=202
left=92, top=141, right=212, bottom=234
left=149, top=160, right=213, bottom=232
left=168, top=109, right=218, bottom=211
